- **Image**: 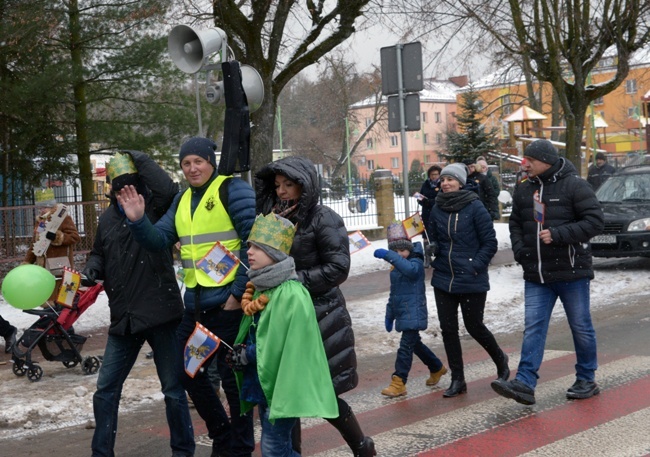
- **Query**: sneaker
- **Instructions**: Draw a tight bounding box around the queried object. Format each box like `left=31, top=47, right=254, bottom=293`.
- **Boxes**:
left=566, top=379, right=600, bottom=400
left=491, top=378, right=536, bottom=405
left=381, top=375, right=407, bottom=397
left=426, top=366, right=448, bottom=386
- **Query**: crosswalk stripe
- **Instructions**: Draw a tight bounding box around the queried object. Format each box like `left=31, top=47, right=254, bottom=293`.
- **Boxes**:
left=305, top=354, right=650, bottom=456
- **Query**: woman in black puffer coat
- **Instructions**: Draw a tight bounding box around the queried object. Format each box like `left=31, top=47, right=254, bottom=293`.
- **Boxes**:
left=256, top=156, right=375, bottom=457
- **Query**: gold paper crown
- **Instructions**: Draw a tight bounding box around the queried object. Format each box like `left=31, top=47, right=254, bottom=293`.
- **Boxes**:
left=106, top=152, right=137, bottom=180
left=248, top=213, right=296, bottom=255
left=35, top=188, right=56, bottom=203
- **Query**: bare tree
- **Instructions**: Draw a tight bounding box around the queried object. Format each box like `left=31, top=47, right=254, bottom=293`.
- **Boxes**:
left=448, top=0, right=650, bottom=172
left=202, top=1, right=374, bottom=173
left=278, top=55, right=384, bottom=176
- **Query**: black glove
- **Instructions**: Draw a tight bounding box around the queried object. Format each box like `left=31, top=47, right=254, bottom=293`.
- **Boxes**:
left=426, top=241, right=439, bottom=257
left=81, top=270, right=97, bottom=287
left=226, top=344, right=248, bottom=371
left=45, top=231, right=57, bottom=241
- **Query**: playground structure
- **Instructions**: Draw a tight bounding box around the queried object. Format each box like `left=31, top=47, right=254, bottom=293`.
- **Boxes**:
left=501, top=105, right=612, bottom=177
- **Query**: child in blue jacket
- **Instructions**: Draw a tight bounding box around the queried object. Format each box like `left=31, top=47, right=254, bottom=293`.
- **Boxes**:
left=373, top=221, right=447, bottom=397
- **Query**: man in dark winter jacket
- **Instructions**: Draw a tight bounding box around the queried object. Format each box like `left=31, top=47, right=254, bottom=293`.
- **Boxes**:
left=83, top=150, right=195, bottom=457
left=587, top=152, right=616, bottom=191
left=463, top=158, right=498, bottom=220
left=118, top=137, right=256, bottom=457
left=491, top=139, right=604, bottom=406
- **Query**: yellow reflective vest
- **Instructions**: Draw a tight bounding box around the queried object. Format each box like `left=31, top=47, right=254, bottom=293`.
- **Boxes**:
left=175, top=175, right=240, bottom=288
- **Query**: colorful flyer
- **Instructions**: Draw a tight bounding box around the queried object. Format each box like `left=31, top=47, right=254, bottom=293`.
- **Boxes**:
left=195, top=241, right=240, bottom=284
left=402, top=212, right=425, bottom=239
left=184, top=322, right=221, bottom=378
left=533, top=190, right=545, bottom=224
left=56, top=267, right=81, bottom=308
left=348, top=230, right=371, bottom=254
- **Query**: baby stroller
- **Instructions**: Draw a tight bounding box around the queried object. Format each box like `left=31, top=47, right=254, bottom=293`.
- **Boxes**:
left=11, top=284, right=104, bottom=382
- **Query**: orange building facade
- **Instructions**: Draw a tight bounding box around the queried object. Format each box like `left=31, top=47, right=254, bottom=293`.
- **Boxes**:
left=472, top=47, right=650, bottom=158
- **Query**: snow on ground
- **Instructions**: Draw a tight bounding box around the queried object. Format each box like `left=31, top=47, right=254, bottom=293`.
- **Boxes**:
left=0, top=223, right=648, bottom=436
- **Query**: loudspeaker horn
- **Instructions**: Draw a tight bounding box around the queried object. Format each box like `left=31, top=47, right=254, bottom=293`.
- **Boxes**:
left=204, top=65, right=264, bottom=113
left=240, top=65, right=264, bottom=113
left=168, top=25, right=227, bottom=74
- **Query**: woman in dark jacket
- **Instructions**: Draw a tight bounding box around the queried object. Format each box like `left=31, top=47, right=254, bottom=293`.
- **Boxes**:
left=256, top=156, right=375, bottom=456
left=429, top=163, right=510, bottom=398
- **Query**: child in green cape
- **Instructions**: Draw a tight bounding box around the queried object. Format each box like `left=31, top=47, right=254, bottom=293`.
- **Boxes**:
left=228, top=213, right=338, bottom=455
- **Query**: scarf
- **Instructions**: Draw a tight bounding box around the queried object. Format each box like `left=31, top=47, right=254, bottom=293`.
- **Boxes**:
left=247, top=256, right=298, bottom=291
left=435, top=190, right=478, bottom=212
left=242, top=257, right=299, bottom=315
left=272, top=199, right=299, bottom=221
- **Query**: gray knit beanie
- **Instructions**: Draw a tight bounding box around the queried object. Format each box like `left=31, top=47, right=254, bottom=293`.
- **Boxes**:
left=248, top=241, right=288, bottom=262
left=440, top=163, right=468, bottom=186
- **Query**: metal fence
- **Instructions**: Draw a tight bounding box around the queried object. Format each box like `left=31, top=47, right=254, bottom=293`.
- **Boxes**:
left=0, top=201, right=110, bottom=274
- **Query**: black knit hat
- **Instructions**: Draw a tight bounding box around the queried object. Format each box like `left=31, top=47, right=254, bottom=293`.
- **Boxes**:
left=179, top=137, right=218, bottom=168
left=524, top=140, right=559, bottom=165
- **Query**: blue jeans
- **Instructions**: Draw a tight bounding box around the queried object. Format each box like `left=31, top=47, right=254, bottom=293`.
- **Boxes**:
left=92, top=321, right=194, bottom=457
left=259, top=402, right=299, bottom=457
left=394, top=329, right=443, bottom=383
left=178, top=308, right=254, bottom=457
left=516, top=278, right=598, bottom=389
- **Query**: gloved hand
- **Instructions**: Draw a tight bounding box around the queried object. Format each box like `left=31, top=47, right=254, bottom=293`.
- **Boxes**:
left=426, top=241, right=439, bottom=257
left=81, top=270, right=97, bottom=287
left=45, top=231, right=57, bottom=241
left=374, top=248, right=389, bottom=259
left=226, top=344, right=248, bottom=371
left=385, top=317, right=394, bottom=332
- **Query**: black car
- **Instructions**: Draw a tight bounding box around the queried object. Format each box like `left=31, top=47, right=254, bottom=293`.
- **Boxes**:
left=591, top=164, right=650, bottom=257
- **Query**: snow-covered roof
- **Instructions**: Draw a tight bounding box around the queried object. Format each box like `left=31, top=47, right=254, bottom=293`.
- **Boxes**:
left=350, top=79, right=460, bottom=109
left=470, top=44, right=650, bottom=91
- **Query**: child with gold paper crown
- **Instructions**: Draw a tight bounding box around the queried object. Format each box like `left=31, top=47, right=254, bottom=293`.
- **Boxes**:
left=228, top=213, right=337, bottom=456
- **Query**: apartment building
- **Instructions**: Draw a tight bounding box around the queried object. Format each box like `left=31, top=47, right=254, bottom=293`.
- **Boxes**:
left=472, top=46, right=650, bottom=157
left=347, top=77, right=466, bottom=178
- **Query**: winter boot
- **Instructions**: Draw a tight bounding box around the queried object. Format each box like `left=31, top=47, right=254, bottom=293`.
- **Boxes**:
left=327, top=407, right=377, bottom=457
left=426, top=365, right=448, bottom=386
left=381, top=375, right=407, bottom=397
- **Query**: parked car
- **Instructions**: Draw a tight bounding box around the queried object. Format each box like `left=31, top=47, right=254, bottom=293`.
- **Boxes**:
left=591, top=164, right=650, bottom=257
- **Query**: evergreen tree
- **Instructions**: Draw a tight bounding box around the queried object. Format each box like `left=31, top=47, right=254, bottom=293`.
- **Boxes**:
left=408, top=159, right=425, bottom=193
left=444, top=85, right=498, bottom=163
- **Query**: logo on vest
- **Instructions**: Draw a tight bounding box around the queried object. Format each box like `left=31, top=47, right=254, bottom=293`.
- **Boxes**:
left=205, top=196, right=215, bottom=211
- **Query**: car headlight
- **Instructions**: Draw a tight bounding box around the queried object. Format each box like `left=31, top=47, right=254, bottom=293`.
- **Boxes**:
left=628, top=218, right=650, bottom=232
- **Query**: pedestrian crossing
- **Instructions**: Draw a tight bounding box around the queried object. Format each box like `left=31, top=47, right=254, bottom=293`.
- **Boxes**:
left=287, top=351, right=650, bottom=456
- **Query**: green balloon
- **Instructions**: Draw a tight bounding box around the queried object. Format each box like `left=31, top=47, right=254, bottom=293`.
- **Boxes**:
left=1, top=264, right=56, bottom=310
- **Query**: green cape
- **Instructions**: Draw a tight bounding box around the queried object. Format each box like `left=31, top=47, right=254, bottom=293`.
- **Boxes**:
left=235, top=280, right=338, bottom=421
